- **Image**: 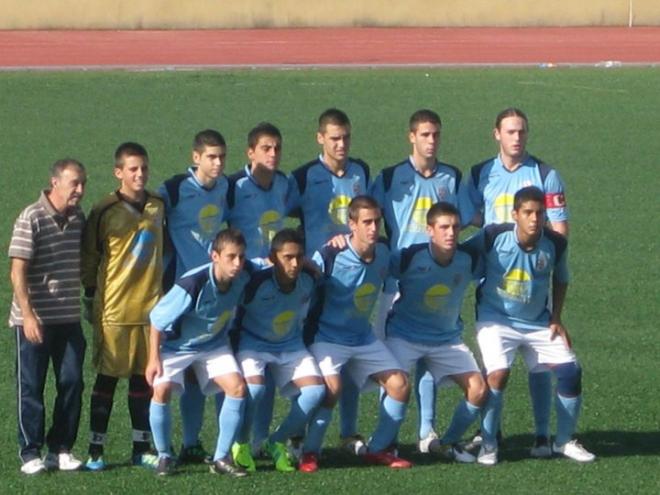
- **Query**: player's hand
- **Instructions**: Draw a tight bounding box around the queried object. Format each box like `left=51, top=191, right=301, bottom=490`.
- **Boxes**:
left=145, top=359, right=163, bottom=386
left=326, top=234, right=347, bottom=249
left=22, top=314, right=43, bottom=344
left=549, top=320, right=572, bottom=349
left=81, top=296, right=94, bottom=323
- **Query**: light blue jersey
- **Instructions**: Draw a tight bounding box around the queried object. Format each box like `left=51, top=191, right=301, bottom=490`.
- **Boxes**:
left=227, top=165, right=290, bottom=261
left=466, top=154, right=568, bottom=226
left=387, top=242, right=479, bottom=346
left=306, top=237, right=390, bottom=346
left=463, top=224, right=569, bottom=330
left=159, top=168, right=229, bottom=278
left=235, top=267, right=317, bottom=353
left=150, top=262, right=253, bottom=354
left=288, top=156, right=370, bottom=256
left=370, top=157, right=469, bottom=255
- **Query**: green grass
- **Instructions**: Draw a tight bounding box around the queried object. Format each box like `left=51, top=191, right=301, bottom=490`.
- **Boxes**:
left=1, top=67, right=659, bottom=493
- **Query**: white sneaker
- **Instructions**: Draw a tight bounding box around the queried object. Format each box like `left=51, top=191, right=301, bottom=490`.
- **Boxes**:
left=552, top=440, right=596, bottom=463
left=530, top=436, right=552, bottom=458
left=438, top=443, right=476, bottom=463
left=44, top=452, right=83, bottom=471
left=21, top=458, right=46, bottom=475
left=417, top=431, right=441, bottom=454
left=477, top=444, right=498, bottom=466
left=286, top=437, right=303, bottom=462
left=340, top=435, right=367, bottom=456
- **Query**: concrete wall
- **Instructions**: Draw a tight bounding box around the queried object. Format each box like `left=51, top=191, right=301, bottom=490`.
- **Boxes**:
left=2, top=0, right=659, bottom=29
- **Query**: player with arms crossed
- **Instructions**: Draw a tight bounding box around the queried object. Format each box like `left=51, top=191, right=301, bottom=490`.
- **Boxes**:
left=146, top=229, right=252, bottom=477
left=464, top=186, right=594, bottom=465
left=464, top=108, right=569, bottom=458
left=158, top=129, right=230, bottom=464
left=385, top=202, right=487, bottom=463
left=81, top=143, right=164, bottom=470
left=302, top=196, right=411, bottom=472
left=232, top=229, right=325, bottom=473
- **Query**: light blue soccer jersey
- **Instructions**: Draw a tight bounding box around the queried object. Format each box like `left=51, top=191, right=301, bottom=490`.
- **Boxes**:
left=235, top=267, right=317, bottom=353
left=370, top=157, right=470, bottom=255
left=159, top=168, right=229, bottom=278
left=227, top=165, right=290, bottom=261
left=306, top=237, right=390, bottom=346
left=288, top=156, right=370, bottom=256
left=149, top=262, right=253, bottom=353
left=387, top=242, right=479, bottom=346
left=465, top=154, right=568, bottom=225
left=463, top=224, right=569, bottom=330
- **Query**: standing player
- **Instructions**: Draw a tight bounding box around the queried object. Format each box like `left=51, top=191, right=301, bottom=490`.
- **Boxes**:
left=146, top=229, right=251, bottom=477
left=385, top=202, right=487, bottom=463
left=465, top=187, right=594, bottom=465
left=10, top=159, right=87, bottom=474
left=370, top=109, right=470, bottom=452
left=81, top=142, right=164, bottom=470
left=158, top=129, right=229, bottom=464
left=232, top=229, right=325, bottom=473
left=464, top=108, right=569, bottom=457
left=302, top=196, right=411, bottom=472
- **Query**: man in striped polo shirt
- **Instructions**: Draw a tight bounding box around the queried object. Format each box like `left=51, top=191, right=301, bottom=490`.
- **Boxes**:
left=9, top=159, right=87, bottom=475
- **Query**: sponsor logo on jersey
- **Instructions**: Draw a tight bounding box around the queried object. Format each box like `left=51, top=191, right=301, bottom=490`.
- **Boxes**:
left=497, top=268, right=532, bottom=302
left=198, top=203, right=222, bottom=236
left=328, top=195, right=351, bottom=225
left=353, top=283, right=378, bottom=313
left=408, top=196, right=433, bottom=233
left=273, top=310, right=296, bottom=336
left=424, top=284, right=451, bottom=311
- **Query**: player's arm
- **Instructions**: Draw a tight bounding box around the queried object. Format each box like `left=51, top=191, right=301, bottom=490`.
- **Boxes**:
left=549, top=220, right=569, bottom=237
left=80, top=206, right=102, bottom=294
left=10, top=257, right=43, bottom=344
left=543, top=169, right=569, bottom=237
left=145, top=325, right=164, bottom=386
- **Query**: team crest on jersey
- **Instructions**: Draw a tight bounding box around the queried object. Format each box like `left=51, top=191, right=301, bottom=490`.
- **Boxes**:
left=523, top=180, right=534, bottom=187
left=453, top=273, right=462, bottom=286
left=352, top=181, right=361, bottom=195
left=536, top=252, right=548, bottom=271
left=437, top=186, right=450, bottom=201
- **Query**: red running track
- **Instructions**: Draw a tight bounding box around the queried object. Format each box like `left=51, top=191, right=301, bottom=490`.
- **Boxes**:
left=1, top=27, right=659, bottom=69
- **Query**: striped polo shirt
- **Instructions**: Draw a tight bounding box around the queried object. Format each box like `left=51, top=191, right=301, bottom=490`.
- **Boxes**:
left=8, top=190, right=84, bottom=326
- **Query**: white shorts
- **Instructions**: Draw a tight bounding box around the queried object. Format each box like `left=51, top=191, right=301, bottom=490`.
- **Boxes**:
left=153, top=346, right=241, bottom=396
left=310, top=340, right=403, bottom=391
left=476, top=321, right=577, bottom=375
left=238, top=349, right=321, bottom=397
left=386, top=337, right=480, bottom=387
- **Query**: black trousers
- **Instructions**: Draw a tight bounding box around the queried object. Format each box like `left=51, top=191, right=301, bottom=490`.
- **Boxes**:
left=15, top=322, right=86, bottom=462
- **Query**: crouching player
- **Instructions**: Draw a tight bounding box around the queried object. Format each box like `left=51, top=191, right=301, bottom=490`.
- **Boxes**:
left=232, top=229, right=325, bottom=473
left=146, top=229, right=251, bottom=477
left=466, top=187, right=595, bottom=465
left=303, top=196, right=412, bottom=471
left=385, top=202, right=487, bottom=463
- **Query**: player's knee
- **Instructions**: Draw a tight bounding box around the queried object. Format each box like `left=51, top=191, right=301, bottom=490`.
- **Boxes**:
left=487, top=368, right=510, bottom=391
left=467, top=375, right=489, bottom=407
left=226, top=378, right=247, bottom=399
left=553, top=362, right=582, bottom=397
left=152, top=383, right=172, bottom=403
left=385, top=371, right=410, bottom=401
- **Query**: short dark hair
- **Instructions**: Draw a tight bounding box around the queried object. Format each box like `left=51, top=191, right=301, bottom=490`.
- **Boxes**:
left=495, top=107, right=529, bottom=130
left=114, top=142, right=148, bottom=169
left=318, top=108, right=351, bottom=133
left=193, top=129, right=226, bottom=152
left=513, top=186, right=545, bottom=210
left=348, top=195, right=380, bottom=222
left=426, top=201, right=460, bottom=225
left=212, top=228, right=246, bottom=253
left=247, top=122, right=282, bottom=149
left=50, top=158, right=85, bottom=179
left=270, top=228, right=304, bottom=254
left=409, top=109, right=441, bottom=132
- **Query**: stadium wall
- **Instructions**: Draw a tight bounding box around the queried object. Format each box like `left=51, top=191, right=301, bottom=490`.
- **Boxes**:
left=2, top=0, right=659, bottom=29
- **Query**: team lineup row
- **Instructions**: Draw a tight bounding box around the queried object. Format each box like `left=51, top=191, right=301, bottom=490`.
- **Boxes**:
left=10, top=107, right=594, bottom=477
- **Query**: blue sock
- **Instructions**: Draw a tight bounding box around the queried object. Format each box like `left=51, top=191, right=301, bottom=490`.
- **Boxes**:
left=149, top=401, right=172, bottom=457
left=303, top=406, right=333, bottom=454
left=339, top=373, right=360, bottom=438
left=368, top=395, right=407, bottom=453
left=270, top=384, right=325, bottom=444
left=252, top=373, right=275, bottom=449
left=415, top=365, right=436, bottom=439
left=481, top=389, right=503, bottom=447
left=441, top=400, right=481, bottom=445
left=180, top=381, right=205, bottom=448
left=555, top=393, right=582, bottom=446
left=529, top=371, right=552, bottom=438
left=214, top=395, right=245, bottom=461
left=238, top=383, right=265, bottom=444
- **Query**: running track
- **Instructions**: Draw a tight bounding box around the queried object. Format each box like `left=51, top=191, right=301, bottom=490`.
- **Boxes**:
left=1, top=27, right=659, bottom=69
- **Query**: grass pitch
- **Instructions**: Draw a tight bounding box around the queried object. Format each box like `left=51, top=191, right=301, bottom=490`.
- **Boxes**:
left=0, top=67, right=659, bottom=494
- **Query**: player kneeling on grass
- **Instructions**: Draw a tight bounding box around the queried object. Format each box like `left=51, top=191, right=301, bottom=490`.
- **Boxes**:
left=146, top=229, right=252, bottom=477
left=303, top=196, right=412, bottom=472
left=465, top=187, right=595, bottom=466
left=232, top=229, right=325, bottom=473
left=385, top=202, right=487, bottom=463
